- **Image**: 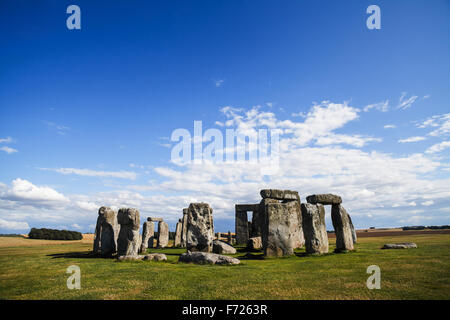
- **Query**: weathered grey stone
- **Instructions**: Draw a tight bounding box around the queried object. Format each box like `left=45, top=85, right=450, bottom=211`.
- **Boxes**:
left=213, top=240, right=237, bottom=254
left=262, top=201, right=299, bottom=257
left=142, top=253, right=167, bottom=261
left=331, top=204, right=354, bottom=252
left=227, top=231, right=232, bottom=244
left=382, top=243, right=417, bottom=249
left=157, top=221, right=169, bottom=248
left=148, top=217, right=163, bottom=222
left=235, top=208, right=249, bottom=245
left=179, top=252, right=240, bottom=265
left=117, top=208, right=140, bottom=257
left=247, top=236, right=262, bottom=250
left=348, top=214, right=357, bottom=244
left=174, top=219, right=183, bottom=247
left=260, top=189, right=300, bottom=201
left=306, top=194, right=342, bottom=205
left=117, top=255, right=144, bottom=261
left=301, top=203, right=329, bottom=254
left=140, top=220, right=154, bottom=253
left=93, top=206, right=120, bottom=256
left=181, top=208, right=189, bottom=247
left=186, top=203, right=214, bottom=252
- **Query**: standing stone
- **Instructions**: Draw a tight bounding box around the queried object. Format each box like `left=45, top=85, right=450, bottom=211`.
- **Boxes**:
left=181, top=208, right=188, bottom=247
left=235, top=208, right=248, bottom=245
left=186, top=203, right=214, bottom=252
left=174, top=219, right=183, bottom=247
left=290, top=201, right=305, bottom=249
left=93, top=206, right=120, bottom=256
left=157, top=221, right=169, bottom=248
left=227, top=231, right=232, bottom=244
left=262, top=201, right=298, bottom=257
left=117, top=208, right=140, bottom=257
left=140, top=220, right=154, bottom=253
left=331, top=204, right=354, bottom=252
left=301, top=203, right=329, bottom=254
left=348, top=214, right=357, bottom=244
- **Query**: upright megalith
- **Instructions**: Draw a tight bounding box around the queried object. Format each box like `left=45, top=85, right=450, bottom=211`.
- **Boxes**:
left=157, top=221, right=169, bottom=248
left=174, top=219, right=183, bottom=247
left=117, top=208, right=140, bottom=257
left=262, top=200, right=299, bottom=257
left=181, top=208, right=188, bottom=247
left=93, top=206, right=120, bottom=256
left=186, top=202, right=214, bottom=252
left=235, top=204, right=259, bottom=245
left=301, top=203, right=329, bottom=254
left=140, top=219, right=155, bottom=253
left=331, top=204, right=354, bottom=252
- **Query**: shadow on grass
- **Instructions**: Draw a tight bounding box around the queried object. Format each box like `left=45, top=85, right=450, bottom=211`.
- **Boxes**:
left=47, top=251, right=114, bottom=259
left=237, top=252, right=265, bottom=260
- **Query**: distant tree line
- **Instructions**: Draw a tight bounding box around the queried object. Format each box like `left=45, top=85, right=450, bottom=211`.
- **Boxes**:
left=28, top=228, right=82, bottom=240
left=402, top=225, right=450, bottom=231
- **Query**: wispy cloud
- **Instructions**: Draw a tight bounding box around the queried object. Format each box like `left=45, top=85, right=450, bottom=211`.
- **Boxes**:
left=396, top=92, right=418, bottom=110
left=363, top=100, right=389, bottom=112
left=425, top=141, right=450, bottom=154
left=0, top=146, right=18, bottom=154
left=384, top=124, right=396, bottom=129
left=214, top=79, right=224, bottom=87
left=0, top=137, right=13, bottom=144
left=398, top=136, right=426, bottom=143
left=40, top=167, right=138, bottom=180
left=43, top=121, right=70, bottom=135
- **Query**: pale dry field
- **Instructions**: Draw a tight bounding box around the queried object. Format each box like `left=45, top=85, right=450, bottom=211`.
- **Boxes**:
left=0, top=234, right=94, bottom=247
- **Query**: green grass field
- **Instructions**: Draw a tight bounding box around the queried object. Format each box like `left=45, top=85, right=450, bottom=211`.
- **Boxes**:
left=0, top=234, right=449, bottom=300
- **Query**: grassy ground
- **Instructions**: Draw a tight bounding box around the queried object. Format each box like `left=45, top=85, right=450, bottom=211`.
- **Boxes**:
left=0, top=234, right=449, bottom=299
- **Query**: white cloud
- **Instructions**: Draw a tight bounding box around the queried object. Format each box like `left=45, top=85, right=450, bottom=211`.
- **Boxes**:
left=363, top=100, right=389, bottom=112
left=416, top=114, right=450, bottom=137
left=425, top=141, right=450, bottom=154
left=75, top=201, right=98, bottom=211
left=0, top=218, right=29, bottom=230
left=384, top=124, right=396, bottom=129
left=0, top=178, right=68, bottom=204
left=421, top=200, right=434, bottom=206
left=0, top=137, right=13, bottom=144
left=41, top=168, right=138, bottom=180
left=396, top=92, right=418, bottom=110
left=0, top=146, right=18, bottom=154
left=43, top=121, right=70, bottom=135
left=214, top=79, right=224, bottom=87
left=398, top=136, right=426, bottom=143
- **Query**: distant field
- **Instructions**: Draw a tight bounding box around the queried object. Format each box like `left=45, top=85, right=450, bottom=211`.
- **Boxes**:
left=0, top=232, right=449, bottom=300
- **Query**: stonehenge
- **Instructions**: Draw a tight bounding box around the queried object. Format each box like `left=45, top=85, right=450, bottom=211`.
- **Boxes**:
left=93, top=206, right=120, bottom=256
left=117, top=208, right=141, bottom=257
left=186, top=202, right=215, bottom=252
left=92, top=190, right=356, bottom=263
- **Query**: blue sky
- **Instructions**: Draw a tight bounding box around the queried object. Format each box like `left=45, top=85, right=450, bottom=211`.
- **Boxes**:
left=0, top=0, right=449, bottom=233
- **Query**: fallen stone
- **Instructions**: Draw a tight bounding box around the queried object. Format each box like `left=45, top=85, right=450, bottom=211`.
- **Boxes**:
left=186, top=203, right=214, bottom=252
left=260, top=189, right=300, bottom=201
left=247, top=236, right=262, bottom=250
left=212, top=240, right=236, bottom=254
left=179, top=252, right=240, bottom=265
left=117, top=208, right=140, bottom=257
left=142, top=253, right=167, bottom=261
left=117, top=255, right=144, bottom=261
left=382, top=243, right=417, bottom=249
left=301, top=203, right=329, bottom=254
left=306, top=194, right=342, bottom=205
